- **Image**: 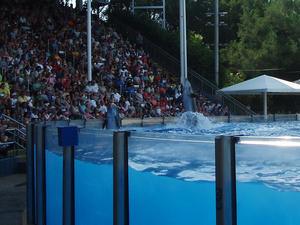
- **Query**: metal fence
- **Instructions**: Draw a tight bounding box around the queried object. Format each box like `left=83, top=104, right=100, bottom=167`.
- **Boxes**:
left=0, top=114, right=26, bottom=177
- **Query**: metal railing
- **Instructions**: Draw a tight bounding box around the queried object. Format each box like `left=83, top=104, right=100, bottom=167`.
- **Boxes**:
left=0, top=114, right=26, bottom=177
left=0, top=114, right=26, bottom=153
left=112, top=19, right=256, bottom=115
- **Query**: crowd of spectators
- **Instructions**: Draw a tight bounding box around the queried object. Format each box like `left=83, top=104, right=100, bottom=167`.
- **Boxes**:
left=0, top=0, right=229, bottom=126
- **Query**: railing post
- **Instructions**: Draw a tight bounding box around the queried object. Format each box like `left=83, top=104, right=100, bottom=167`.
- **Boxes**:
left=215, top=136, right=239, bottom=225
left=141, top=116, right=144, bottom=127
left=13, top=128, right=16, bottom=153
left=27, top=123, right=36, bottom=225
left=113, top=131, right=130, bottom=225
left=227, top=114, right=231, bottom=123
left=36, top=125, right=46, bottom=225
left=58, top=126, right=79, bottom=225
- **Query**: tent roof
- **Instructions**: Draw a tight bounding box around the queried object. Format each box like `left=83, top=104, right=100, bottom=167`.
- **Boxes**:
left=218, top=75, right=300, bottom=95
left=294, top=79, right=300, bottom=85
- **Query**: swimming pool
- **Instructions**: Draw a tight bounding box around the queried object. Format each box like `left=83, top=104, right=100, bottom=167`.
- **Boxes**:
left=36, top=113, right=300, bottom=225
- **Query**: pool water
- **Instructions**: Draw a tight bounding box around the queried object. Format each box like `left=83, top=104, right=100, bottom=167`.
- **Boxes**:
left=147, top=112, right=300, bottom=136
left=46, top=151, right=300, bottom=225
left=44, top=113, right=300, bottom=225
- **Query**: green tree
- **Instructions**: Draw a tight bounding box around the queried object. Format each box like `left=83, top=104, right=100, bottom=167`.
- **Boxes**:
left=220, top=0, right=243, bottom=42
left=223, top=0, right=300, bottom=81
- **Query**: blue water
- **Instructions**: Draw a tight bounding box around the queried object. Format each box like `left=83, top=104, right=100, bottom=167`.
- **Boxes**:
left=151, top=115, right=300, bottom=136
left=46, top=150, right=62, bottom=225
left=46, top=151, right=113, bottom=225
left=43, top=113, right=300, bottom=225
left=45, top=151, right=300, bottom=225
left=75, top=160, right=113, bottom=225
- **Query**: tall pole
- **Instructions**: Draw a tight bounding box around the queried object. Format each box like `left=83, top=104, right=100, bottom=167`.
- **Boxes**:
left=132, top=0, right=135, bottom=14
left=163, top=0, right=166, bottom=29
left=215, top=0, right=219, bottom=87
left=87, top=0, right=92, bottom=81
left=179, top=0, right=188, bottom=85
left=263, top=92, right=267, bottom=120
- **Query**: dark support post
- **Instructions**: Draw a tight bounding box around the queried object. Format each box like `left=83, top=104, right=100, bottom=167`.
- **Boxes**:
left=215, top=136, right=239, bottom=225
left=27, top=123, right=35, bottom=225
left=36, top=125, right=46, bottom=225
left=227, top=114, right=231, bottom=123
left=58, top=127, right=78, bottom=225
left=63, top=146, right=75, bottom=225
left=113, top=131, right=130, bottom=225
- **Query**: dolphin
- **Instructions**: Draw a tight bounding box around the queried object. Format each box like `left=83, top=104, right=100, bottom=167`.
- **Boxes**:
left=182, top=79, right=197, bottom=112
left=106, top=103, right=120, bottom=129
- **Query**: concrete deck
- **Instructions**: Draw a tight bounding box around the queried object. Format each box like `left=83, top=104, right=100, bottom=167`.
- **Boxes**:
left=0, top=173, right=26, bottom=225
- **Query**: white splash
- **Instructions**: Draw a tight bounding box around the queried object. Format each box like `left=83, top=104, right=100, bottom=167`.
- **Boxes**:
left=168, top=112, right=214, bottom=130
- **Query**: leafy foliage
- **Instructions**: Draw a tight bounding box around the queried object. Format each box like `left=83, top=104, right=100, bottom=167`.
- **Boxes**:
left=223, top=0, right=300, bottom=81
left=108, top=7, right=215, bottom=82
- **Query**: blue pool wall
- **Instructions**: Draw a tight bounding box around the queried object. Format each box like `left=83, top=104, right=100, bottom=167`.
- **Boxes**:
left=28, top=120, right=300, bottom=225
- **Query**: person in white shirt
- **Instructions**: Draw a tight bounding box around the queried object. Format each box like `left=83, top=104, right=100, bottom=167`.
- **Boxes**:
left=10, top=93, right=18, bottom=109
left=119, top=66, right=128, bottom=76
left=99, top=100, right=108, bottom=116
left=91, top=81, right=99, bottom=93
left=89, top=95, right=97, bottom=108
left=113, top=89, right=121, bottom=102
left=25, top=91, right=33, bottom=108
left=85, top=81, right=93, bottom=92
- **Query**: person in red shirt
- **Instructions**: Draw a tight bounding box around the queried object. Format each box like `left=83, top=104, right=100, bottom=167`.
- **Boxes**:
left=159, top=97, right=168, bottom=113
left=62, top=75, right=71, bottom=90
left=142, top=91, right=150, bottom=100
left=155, top=74, right=161, bottom=84
left=149, top=94, right=157, bottom=108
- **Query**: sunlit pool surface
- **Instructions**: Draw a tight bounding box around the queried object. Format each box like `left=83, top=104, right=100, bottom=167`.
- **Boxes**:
left=45, top=113, right=300, bottom=225
left=137, top=112, right=300, bottom=137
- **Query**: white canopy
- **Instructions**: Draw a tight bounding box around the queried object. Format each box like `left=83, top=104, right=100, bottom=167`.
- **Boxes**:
left=218, top=75, right=300, bottom=119
left=294, top=79, right=300, bottom=85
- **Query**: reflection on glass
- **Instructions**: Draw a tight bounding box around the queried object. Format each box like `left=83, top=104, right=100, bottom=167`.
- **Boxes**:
left=236, top=137, right=300, bottom=225
left=45, top=128, right=62, bottom=225
left=128, top=132, right=216, bottom=225
left=74, top=129, right=113, bottom=225
left=45, top=127, right=114, bottom=225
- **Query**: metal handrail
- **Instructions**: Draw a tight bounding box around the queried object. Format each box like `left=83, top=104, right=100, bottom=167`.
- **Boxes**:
left=14, top=141, right=25, bottom=150
left=0, top=114, right=26, bottom=153
left=6, top=128, right=26, bottom=136
left=0, top=142, right=14, bottom=146
left=0, top=114, right=26, bottom=128
left=111, top=18, right=256, bottom=115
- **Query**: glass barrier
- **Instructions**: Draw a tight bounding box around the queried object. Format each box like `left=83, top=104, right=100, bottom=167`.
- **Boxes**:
left=74, top=128, right=113, bottom=225
left=128, top=131, right=216, bottom=225
left=45, top=126, right=114, bottom=225
left=37, top=120, right=300, bottom=225
left=45, top=126, right=63, bottom=225
left=236, top=136, right=300, bottom=225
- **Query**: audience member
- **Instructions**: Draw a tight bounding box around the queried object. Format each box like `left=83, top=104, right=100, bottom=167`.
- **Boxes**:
left=0, top=0, right=228, bottom=125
